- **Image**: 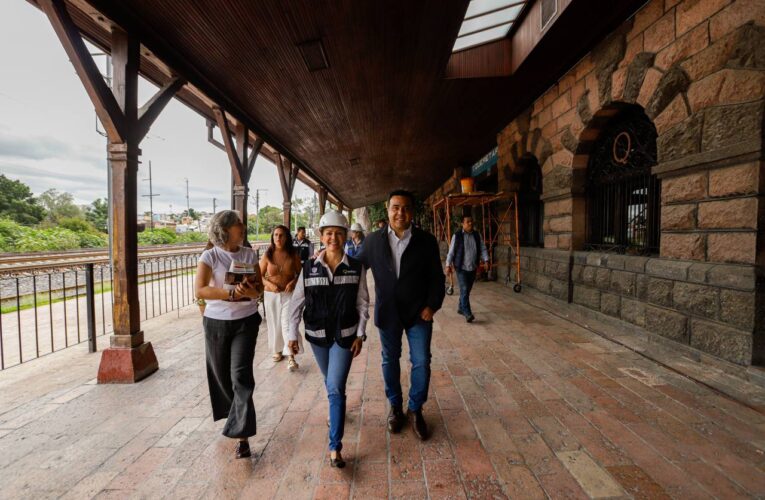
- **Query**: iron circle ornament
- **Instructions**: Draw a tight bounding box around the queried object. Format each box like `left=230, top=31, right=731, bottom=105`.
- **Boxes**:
left=612, top=131, right=631, bottom=165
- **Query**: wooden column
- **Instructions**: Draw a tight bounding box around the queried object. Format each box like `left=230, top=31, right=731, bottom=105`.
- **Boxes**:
left=346, top=209, right=352, bottom=224
left=276, top=155, right=299, bottom=227
left=318, top=187, right=328, bottom=216
left=212, top=107, right=263, bottom=243
left=41, top=0, right=184, bottom=383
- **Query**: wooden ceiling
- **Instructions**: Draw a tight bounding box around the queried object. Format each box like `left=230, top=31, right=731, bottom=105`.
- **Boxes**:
left=31, top=0, right=645, bottom=207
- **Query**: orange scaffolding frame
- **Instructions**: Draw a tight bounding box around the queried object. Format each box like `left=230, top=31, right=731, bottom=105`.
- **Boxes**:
left=432, top=191, right=522, bottom=292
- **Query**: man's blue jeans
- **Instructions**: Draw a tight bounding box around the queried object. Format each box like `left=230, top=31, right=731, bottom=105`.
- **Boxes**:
left=456, top=269, right=476, bottom=316
left=378, top=319, right=433, bottom=411
left=309, top=342, right=354, bottom=451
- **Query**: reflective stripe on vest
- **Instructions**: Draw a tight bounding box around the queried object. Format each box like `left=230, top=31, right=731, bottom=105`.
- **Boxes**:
left=305, top=277, right=330, bottom=287
left=333, top=275, right=360, bottom=285
left=340, top=325, right=357, bottom=338
left=306, top=329, right=326, bottom=338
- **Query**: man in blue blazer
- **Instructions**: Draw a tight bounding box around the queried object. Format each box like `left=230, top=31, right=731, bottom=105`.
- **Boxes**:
left=356, top=190, right=445, bottom=440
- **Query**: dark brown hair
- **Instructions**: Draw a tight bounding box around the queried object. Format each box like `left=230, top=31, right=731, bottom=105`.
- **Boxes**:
left=265, top=225, right=297, bottom=261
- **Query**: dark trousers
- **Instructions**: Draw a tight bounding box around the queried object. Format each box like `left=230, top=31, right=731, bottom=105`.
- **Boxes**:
left=456, top=269, right=476, bottom=316
left=203, top=312, right=261, bottom=438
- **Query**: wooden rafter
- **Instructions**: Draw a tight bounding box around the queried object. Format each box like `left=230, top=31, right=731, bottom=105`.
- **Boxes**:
left=137, top=77, right=186, bottom=141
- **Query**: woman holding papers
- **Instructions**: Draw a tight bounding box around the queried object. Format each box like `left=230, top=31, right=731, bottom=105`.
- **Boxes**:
left=195, top=210, right=264, bottom=459
left=287, top=210, right=369, bottom=468
left=260, top=225, right=303, bottom=371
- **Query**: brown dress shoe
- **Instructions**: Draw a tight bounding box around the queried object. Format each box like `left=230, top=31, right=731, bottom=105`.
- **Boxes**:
left=387, top=405, right=405, bottom=433
left=407, top=409, right=429, bottom=440
left=235, top=440, right=251, bottom=459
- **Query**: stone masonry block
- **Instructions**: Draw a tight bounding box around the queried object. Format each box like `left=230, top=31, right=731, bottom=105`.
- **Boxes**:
left=709, top=162, right=759, bottom=197
left=624, top=256, right=649, bottom=273
left=660, top=233, right=705, bottom=261
left=595, top=268, right=612, bottom=289
left=646, top=258, right=692, bottom=280
left=647, top=277, right=674, bottom=307
left=636, top=274, right=649, bottom=300
left=645, top=305, right=689, bottom=343
left=673, top=282, right=719, bottom=319
left=621, top=297, right=646, bottom=327
left=601, top=293, right=621, bottom=317
left=706, top=264, right=756, bottom=291
left=573, top=285, right=601, bottom=310
left=610, top=270, right=637, bottom=296
left=661, top=204, right=697, bottom=230
left=707, top=232, right=756, bottom=264
left=688, top=262, right=715, bottom=284
left=676, top=0, right=731, bottom=37
left=658, top=114, right=703, bottom=162
left=697, top=198, right=758, bottom=229
left=690, top=318, right=752, bottom=365
left=582, top=266, right=596, bottom=285
left=720, top=289, right=755, bottom=330
left=662, top=172, right=708, bottom=203
left=702, top=101, right=764, bottom=152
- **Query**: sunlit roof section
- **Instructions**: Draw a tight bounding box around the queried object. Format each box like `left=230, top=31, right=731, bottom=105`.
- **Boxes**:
left=453, top=0, right=528, bottom=53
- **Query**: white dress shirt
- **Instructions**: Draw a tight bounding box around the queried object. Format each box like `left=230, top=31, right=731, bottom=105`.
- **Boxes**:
left=387, top=225, right=412, bottom=278
left=287, top=252, right=370, bottom=342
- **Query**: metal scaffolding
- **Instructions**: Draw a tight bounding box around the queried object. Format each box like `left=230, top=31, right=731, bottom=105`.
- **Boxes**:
left=432, top=191, right=522, bottom=292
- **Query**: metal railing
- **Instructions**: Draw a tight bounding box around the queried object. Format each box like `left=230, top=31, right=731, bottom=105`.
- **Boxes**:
left=0, top=251, right=202, bottom=370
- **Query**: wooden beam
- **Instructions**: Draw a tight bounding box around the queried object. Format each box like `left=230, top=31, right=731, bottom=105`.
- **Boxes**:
left=137, top=76, right=185, bottom=141
left=206, top=119, right=226, bottom=151
left=246, top=137, right=264, bottom=182
left=212, top=106, right=243, bottom=186
left=39, top=0, right=125, bottom=142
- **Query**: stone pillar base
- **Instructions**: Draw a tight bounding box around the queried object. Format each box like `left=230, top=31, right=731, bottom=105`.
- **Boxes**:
left=97, top=342, right=158, bottom=384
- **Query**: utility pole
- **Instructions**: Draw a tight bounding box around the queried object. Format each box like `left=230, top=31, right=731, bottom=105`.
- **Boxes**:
left=250, top=188, right=268, bottom=240
left=185, top=178, right=190, bottom=216
left=141, top=160, right=160, bottom=229
left=213, top=197, right=217, bottom=214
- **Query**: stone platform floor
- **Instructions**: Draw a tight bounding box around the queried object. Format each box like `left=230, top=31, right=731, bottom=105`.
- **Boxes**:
left=1, top=281, right=764, bottom=499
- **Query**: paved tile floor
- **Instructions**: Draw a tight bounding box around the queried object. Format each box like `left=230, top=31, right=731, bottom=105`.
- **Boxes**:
left=1, top=281, right=765, bottom=499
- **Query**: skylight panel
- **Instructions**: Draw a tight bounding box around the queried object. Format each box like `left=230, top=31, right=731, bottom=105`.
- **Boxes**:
left=458, top=4, right=523, bottom=37
left=452, top=23, right=512, bottom=52
left=465, top=0, right=524, bottom=20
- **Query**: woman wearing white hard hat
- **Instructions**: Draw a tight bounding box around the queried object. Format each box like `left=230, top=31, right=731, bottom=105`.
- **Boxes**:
left=345, top=222, right=366, bottom=258
left=287, top=210, right=369, bottom=468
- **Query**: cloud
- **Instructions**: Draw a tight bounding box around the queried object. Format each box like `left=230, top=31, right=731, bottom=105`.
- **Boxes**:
left=0, top=126, right=104, bottom=164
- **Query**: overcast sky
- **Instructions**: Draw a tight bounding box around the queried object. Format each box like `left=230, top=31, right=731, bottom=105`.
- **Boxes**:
left=0, top=2, right=316, bottom=215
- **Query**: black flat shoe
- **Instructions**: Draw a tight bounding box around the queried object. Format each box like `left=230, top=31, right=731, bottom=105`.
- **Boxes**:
left=330, top=453, right=346, bottom=468
left=236, top=440, right=251, bottom=459
left=466, top=314, right=475, bottom=323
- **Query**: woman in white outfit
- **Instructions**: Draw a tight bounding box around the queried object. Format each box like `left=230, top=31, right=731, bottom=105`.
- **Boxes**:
left=259, top=225, right=303, bottom=371
left=194, top=210, right=264, bottom=459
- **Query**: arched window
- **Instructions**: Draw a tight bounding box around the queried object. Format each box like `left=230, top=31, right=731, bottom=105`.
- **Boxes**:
left=586, top=106, right=659, bottom=254
left=517, top=155, right=543, bottom=247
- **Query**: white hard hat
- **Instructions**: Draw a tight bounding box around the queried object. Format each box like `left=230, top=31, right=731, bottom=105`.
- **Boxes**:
left=350, top=222, right=365, bottom=232
left=318, top=210, right=349, bottom=231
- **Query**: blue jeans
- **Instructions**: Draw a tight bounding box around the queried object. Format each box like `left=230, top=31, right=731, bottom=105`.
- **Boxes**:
left=456, top=269, right=476, bottom=316
left=310, top=342, right=354, bottom=451
left=379, top=319, right=433, bottom=411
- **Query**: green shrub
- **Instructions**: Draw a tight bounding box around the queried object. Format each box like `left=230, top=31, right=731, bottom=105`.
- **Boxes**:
left=175, top=231, right=207, bottom=243
left=138, top=228, right=177, bottom=245
left=77, top=232, right=108, bottom=248
left=14, top=227, right=81, bottom=252
left=58, top=217, right=97, bottom=233
left=0, top=218, right=25, bottom=250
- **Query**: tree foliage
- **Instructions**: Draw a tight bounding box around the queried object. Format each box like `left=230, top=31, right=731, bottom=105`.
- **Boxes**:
left=39, top=189, right=82, bottom=224
left=85, top=198, right=109, bottom=232
left=0, top=174, right=46, bottom=225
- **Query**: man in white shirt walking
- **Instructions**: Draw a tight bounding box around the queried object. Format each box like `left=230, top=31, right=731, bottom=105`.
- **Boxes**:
left=445, top=215, right=489, bottom=323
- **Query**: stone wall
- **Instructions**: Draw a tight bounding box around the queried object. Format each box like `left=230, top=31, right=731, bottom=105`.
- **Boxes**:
left=426, top=0, right=765, bottom=367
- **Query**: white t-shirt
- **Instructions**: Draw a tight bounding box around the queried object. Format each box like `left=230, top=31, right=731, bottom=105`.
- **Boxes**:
left=199, top=246, right=260, bottom=320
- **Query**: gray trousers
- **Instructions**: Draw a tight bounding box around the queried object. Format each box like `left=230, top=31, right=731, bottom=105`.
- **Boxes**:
left=203, top=312, right=261, bottom=438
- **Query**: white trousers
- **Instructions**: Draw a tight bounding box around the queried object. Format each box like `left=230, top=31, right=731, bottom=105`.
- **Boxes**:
left=264, top=291, right=303, bottom=355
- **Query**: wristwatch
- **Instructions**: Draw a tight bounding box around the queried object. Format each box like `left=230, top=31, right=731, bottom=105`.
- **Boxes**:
left=361, top=334, right=367, bottom=342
